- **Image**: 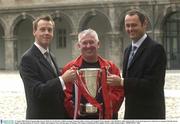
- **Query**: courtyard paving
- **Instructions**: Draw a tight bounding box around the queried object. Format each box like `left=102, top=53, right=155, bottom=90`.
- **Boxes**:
left=0, top=70, right=179, bottom=120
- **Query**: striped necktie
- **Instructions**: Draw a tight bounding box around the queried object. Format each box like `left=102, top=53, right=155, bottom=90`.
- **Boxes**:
left=127, top=46, right=137, bottom=68
left=44, top=52, right=57, bottom=74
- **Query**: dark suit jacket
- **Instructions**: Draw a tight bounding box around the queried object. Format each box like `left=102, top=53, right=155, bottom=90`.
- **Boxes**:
left=122, top=36, right=167, bottom=119
left=19, top=44, right=68, bottom=119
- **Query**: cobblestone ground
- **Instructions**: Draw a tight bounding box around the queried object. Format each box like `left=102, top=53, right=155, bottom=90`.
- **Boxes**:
left=0, top=70, right=180, bottom=120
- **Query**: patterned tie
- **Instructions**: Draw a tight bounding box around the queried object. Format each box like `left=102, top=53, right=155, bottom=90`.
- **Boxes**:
left=127, top=46, right=137, bottom=68
left=44, top=52, right=57, bottom=74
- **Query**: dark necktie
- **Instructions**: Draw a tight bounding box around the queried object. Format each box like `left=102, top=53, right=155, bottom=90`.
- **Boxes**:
left=127, top=46, right=137, bottom=68
left=44, top=52, right=57, bottom=74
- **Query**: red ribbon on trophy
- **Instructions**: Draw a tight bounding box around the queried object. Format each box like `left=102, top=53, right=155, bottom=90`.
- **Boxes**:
left=74, top=67, right=108, bottom=119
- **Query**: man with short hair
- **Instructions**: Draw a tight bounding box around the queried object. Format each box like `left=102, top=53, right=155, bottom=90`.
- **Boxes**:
left=19, top=15, right=76, bottom=119
left=62, top=29, right=124, bottom=119
left=109, top=10, right=167, bottom=119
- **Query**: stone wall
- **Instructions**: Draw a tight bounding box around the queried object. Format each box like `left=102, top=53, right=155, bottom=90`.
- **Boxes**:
left=0, top=0, right=179, bottom=70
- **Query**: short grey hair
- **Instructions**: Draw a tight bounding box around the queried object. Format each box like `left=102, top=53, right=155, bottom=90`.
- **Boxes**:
left=78, top=29, right=99, bottom=42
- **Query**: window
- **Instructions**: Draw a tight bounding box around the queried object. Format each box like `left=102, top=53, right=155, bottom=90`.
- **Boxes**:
left=57, top=29, right=67, bottom=48
left=164, top=12, right=180, bottom=69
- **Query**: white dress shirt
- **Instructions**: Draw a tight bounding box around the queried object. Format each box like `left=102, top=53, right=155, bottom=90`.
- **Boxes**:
left=131, top=33, right=147, bottom=54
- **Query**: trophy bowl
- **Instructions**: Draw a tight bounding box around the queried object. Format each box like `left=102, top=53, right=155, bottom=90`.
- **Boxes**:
left=78, top=68, right=102, bottom=114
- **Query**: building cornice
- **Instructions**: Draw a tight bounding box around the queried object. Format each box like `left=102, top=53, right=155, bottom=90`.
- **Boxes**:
left=0, top=0, right=179, bottom=14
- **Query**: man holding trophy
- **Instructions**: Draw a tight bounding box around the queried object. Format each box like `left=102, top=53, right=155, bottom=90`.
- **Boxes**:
left=62, top=29, right=124, bottom=119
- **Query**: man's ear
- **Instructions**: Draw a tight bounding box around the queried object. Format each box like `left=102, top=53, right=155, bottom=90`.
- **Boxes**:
left=143, top=19, right=148, bottom=29
left=76, top=42, right=81, bottom=49
left=97, top=41, right=100, bottom=48
left=33, top=29, right=36, bottom=36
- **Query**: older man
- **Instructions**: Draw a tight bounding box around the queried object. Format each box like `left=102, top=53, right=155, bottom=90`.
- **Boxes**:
left=62, top=29, right=124, bottom=119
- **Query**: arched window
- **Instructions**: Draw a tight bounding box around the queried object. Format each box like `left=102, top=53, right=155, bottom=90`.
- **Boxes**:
left=14, top=18, right=33, bottom=69
left=164, top=12, right=180, bottom=69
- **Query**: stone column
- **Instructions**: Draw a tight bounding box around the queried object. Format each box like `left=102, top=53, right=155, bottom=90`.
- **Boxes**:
left=0, top=36, right=5, bottom=69
left=106, top=31, right=123, bottom=68
left=4, top=35, right=17, bottom=70
left=70, top=32, right=80, bottom=59
left=154, top=29, right=163, bottom=45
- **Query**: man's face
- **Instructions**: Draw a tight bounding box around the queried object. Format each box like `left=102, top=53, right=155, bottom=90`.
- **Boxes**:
left=33, top=20, right=54, bottom=49
left=125, top=15, right=146, bottom=42
left=78, top=35, right=100, bottom=60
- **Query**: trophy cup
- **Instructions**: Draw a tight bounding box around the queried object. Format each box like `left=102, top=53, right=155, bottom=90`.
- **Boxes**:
left=78, top=68, right=102, bottom=114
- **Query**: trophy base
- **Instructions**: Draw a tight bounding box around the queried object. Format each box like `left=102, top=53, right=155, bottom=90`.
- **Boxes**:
left=80, top=103, right=98, bottom=114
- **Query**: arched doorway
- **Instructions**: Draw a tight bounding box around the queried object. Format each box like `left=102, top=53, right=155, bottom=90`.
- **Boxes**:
left=0, top=24, right=5, bottom=69
left=51, top=16, right=72, bottom=68
left=13, top=18, right=33, bottom=69
left=79, top=10, right=112, bottom=59
left=163, top=12, right=180, bottom=69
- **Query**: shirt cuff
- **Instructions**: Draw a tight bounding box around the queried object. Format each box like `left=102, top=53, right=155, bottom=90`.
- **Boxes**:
left=121, top=78, right=124, bottom=87
left=59, top=76, right=66, bottom=90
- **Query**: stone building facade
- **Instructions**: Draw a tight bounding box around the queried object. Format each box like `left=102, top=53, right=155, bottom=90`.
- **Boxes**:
left=0, top=0, right=179, bottom=70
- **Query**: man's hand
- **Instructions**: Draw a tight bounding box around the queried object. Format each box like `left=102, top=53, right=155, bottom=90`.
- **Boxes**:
left=61, top=68, right=77, bottom=83
left=107, top=74, right=124, bottom=86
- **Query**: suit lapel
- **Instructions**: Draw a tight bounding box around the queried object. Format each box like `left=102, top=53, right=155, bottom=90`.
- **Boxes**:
left=39, top=57, right=57, bottom=75
left=128, top=46, right=144, bottom=69
left=50, top=52, right=59, bottom=76
left=127, top=36, right=150, bottom=70
left=32, top=45, right=58, bottom=76
left=123, top=46, right=131, bottom=72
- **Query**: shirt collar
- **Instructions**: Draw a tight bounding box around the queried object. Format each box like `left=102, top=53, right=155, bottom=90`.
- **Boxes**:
left=34, top=42, right=49, bottom=55
left=132, top=33, right=147, bottom=49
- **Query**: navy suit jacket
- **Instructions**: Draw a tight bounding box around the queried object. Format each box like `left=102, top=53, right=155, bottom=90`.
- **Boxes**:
left=19, top=44, right=68, bottom=119
left=122, top=36, right=167, bottom=119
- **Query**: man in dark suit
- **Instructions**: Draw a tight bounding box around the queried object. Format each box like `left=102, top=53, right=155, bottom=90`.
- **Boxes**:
left=19, top=15, right=76, bottom=119
left=108, top=10, right=167, bottom=119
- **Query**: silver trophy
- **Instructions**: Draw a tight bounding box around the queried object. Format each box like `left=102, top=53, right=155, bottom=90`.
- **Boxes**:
left=78, top=68, right=102, bottom=114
